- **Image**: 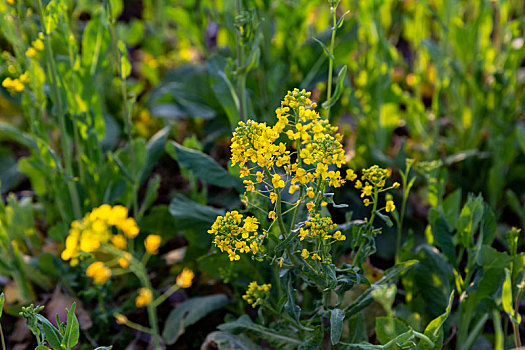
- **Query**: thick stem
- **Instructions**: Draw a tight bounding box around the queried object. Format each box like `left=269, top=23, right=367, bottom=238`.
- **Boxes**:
left=36, top=0, right=82, bottom=219
left=235, top=0, right=246, bottom=122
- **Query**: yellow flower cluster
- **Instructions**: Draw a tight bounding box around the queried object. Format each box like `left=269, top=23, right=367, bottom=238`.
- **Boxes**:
left=242, top=281, right=271, bottom=307
left=61, top=204, right=139, bottom=266
left=299, top=214, right=338, bottom=241
left=347, top=165, right=399, bottom=210
left=2, top=72, right=29, bottom=94
left=230, top=88, right=346, bottom=218
left=208, top=211, right=261, bottom=261
left=26, top=38, right=44, bottom=58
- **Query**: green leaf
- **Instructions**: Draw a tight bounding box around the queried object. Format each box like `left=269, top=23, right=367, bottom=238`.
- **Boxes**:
left=140, top=126, right=170, bottom=184
left=456, top=194, right=484, bottom=248
left=62, top=302, right=79, bottom=349
left=322, top=65, right=347, bottom=109
left=375, top=317, right=410, bottom=345
left=207, top=55, right=240, bottom=127
left=442, top=189, right=461, bottom=231
left=162, top=294, right=230, bottom=345
left=516, top=123, right=525, bottom=154
left=344, top=260, right=417, bottom=316
left=313, top=37, right=334, bottom=60
left=0, top=293, right=4, bottom=318
left=203, top=331, right=263, bottom=350
left=476, top=245, right=511, bottom=270
left=169, top=194, right=225, bottom=231
left=218, top=315, right=303, bottom=348
left=330, top=308, right=345, bottom=345
left=35, top=314, right=62, bottom=349
left=166, top=141, right=242, bottom=190
left=81, top=15, right=111, bottom=74
left=421, top=291, right=454, bottom=350
left=429, top=208, right=456, bottom=266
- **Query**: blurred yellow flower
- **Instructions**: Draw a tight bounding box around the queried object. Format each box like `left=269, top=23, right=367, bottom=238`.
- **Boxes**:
left=176, top=268, right=194, bottom=288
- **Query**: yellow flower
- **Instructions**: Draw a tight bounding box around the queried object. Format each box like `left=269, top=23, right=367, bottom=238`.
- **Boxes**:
left=311, top=253, right=321, bottom=261
left=301, top=249, right=309, bottom=259
left=346, top=169, right=357, bottom=181
left=385, top=200, right=396, bottom=212
left=135, top=288, right=153, bottom=308
left=111, top=234, right=127, bottom=249
left=270, top=192, right=277, bottom=203
left=306, top=202, right=314, bottom=211
left=393, top=182, right=400, bottom=188
left=272, top=174, right=285, bottom=188
left=144, top=235, right=162, bottom=254
left=2, top=77, right=24, bottom=94
left=25, top=47, right=37, bottom=58
left=306, top=187, right=315, bottom=198
left=86, top=262, right=111, bottom=284
left=32, top=39, right=44, bottom=51
left=6, top=0, right=15, bottom=5
left=289, top=184, right=300, bottom=194
left=120, top=217, right=139, bottom=238
left=363, top=198, right=371, bottom=207
left=118, top=252, right=132, bottom=268
left=361, top=185, right=373, bottom=198
left=176, top=268, right=194, bottom=288
left=268, top=211, right=276, bottom=220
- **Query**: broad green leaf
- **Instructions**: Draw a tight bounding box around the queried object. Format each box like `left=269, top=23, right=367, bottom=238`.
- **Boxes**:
left=456, top=194, right=484, bottom=248
left=166, top=141, right=242, bottom=190
left=35, top=314, right=62, bottom=349
left=207, top=55, right=240, bottom=127
left=429, top=208, right=456, bottom=266
left=203, top=331, right=263, bottom=350
left=168, top=194, right=224, bottom=231
left=421, top=291, right=454, bottom=350
left=218, top=315, right=303, bottom=348
left=330, top=308, right=345, bottom=345
left=140, top=126, right=170, bottom=184
left=476, top=246, right=511, bottom=270
left=81, top=15, right=111, bottom=74
left=345, top=260, right=417, bottom=316
left=442, top=189, right=461, bottom=231
left=163, top=294, right=230, bottom=344
left=375, top=317, right=410, bottom=345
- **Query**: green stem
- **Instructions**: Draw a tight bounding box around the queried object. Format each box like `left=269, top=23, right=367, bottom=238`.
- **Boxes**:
left=492, top=309, right=504, bottom=350
left=0, top=323, right=5, bottom=350
left=107, top=0, right=138, bottom=217
left=325, top=4, right=337, bottom=121
left=36, top=0, right=82, bottom=220
left=235, top=0, right=247, bottom=122
left=396, top=175, right=409, bottom=263
left=152, top=283, right=181, bottom=308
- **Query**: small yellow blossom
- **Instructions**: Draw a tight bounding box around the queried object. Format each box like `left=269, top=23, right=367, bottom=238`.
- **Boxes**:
left=306, top=187, right=315, bottom=198
left=144, top=234, right=162, bottom=254
left=311, top=253, right=321, bottom=261
left=268, top=211, right=276, bottom=220
left=135, top=288, right=153, bottom=308
left=86, top=262, right=111, bottom=284
left=176, top=268, right=195, bottom=288
left=301, top=249, right=309, bottom=259
left=386, top=200, right=396, bottom=212
left=111, top=234, right=127, bottom=249
left=306, top=202, right=314, bottom=211
left=361, top=185, right=373, bottom=198
left=25, top=47, right=37, bottom=58
left=346, top=169, right=357, bottom=181
left=272, top=174, right=285, bottom=188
